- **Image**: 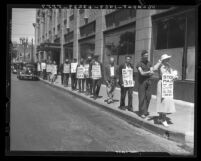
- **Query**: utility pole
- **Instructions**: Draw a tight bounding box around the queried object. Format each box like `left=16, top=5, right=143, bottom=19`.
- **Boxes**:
left=31, top=38, right=33, bottom=62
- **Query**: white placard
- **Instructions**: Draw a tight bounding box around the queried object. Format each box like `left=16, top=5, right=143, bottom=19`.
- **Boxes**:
left=71, top=63, right=77, bottom=73
left=84, top=64, right=89, bottom=78
left=122, top=69, right=134, bottom=87
left=63, top=64, right=70, bottom=73
left=52, top=65, right=57, bottom=75
left=76, top=66, right=85, bottom=79
left=92, top=64, right=101, bottom=79
left=41, top=63, right=46, bottom=70
left=37, top=63, right=41, bottom=71
left=162, top=74, right=174, bottom=98
left=46, top=64, right=51, bottom=72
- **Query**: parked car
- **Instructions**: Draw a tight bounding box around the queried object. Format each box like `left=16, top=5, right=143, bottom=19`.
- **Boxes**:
left=17, top=63, right=38, bottom=80
left=11, top=63, right=18, bottom=74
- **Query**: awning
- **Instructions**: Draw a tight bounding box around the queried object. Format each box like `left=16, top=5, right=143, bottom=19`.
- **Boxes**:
left=39, top=42, right=61, bottom=51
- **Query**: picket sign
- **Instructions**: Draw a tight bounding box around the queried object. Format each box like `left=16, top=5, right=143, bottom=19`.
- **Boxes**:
left=63, top=64, right=70, bottom=73
left=41, top=63, right=46, bottom=70
left=71, top=63, right=77, bottom=73
left=76, top=66, right=85, bottom=79
left=84, top=64, right=90, bottom=78
left=52, top=65, right=57, bottom=75
left=122, top=68, right=135, bottom=87
left=46, top=64, right=51, bottom=72
left=162, top=73, right=174, bottom=98
left=92, top=64, right=101, bottom=79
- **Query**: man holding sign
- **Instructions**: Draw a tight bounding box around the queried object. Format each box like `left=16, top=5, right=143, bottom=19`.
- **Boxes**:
left=76, top=58, right=85, bottom=93
left=89, top=55, right=103, bottom=100
left=85, top=55, right=93, bottom=95
left=63, top=59, right=70, bottom=87
left=118, top=56, right=135, bottom=112
left=70, top=58, right=78, bottom=91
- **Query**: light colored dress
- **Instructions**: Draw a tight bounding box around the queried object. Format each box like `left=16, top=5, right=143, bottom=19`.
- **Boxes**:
left=156, top=64, right=176, bottom=113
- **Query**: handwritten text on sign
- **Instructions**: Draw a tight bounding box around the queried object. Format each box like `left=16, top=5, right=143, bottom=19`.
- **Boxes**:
left=84, top=64, right=89, bottom=78
left=52, top=65, right=57, bottom=75
left=122, top=69, right=134, bottom=87
left=46, top=64, right=51, bottom=72
left=63, top=64, right=70, bottom=73
left=92, top=65, right=101, bottom=79
left=162, top=74, right=174, bottom=98
left=77, top=67, right=85, bottom=79
left=71, top=63, right=77, bottom=73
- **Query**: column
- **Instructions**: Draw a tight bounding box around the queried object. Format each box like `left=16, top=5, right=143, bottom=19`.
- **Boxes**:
left=60, top=9, right=64, bottom=64
left=95, top=10, right=105, bottom=62
left=73, top=9, right=79, bottom=60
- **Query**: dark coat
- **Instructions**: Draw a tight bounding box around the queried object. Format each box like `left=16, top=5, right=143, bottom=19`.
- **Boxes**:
left=118, top=63, right=135, bottom=86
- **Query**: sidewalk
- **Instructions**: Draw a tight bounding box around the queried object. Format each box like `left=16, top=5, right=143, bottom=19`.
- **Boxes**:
left=39, top=75, right=194, bottom=150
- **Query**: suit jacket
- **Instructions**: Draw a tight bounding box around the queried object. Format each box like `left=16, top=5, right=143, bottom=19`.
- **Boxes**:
left=104, top=64, right=119, bottom=83
left=89, top=60, right=103, bottom=80
left=118, top=63, right=135, bottom=86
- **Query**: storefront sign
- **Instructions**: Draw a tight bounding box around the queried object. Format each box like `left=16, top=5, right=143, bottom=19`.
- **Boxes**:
left=84, top=64, right=90, bottom=78
left=92, top=64, right=101, bottom=79
left=162, top=74, right=174, bottom=98
left=63, top=64, right=70, bottom=73
left=122, top=69, right=134, bottom=87
left=71, top=63, right=77, bottom=73
left=76, top=66, right=85, bottom=79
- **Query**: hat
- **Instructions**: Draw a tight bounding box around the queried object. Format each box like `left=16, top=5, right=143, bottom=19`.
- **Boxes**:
left=161, top=54, right=171, bottom=61
left=65, top=59, right=69, bottom=62
left=141, top=50, right=148, bottom=56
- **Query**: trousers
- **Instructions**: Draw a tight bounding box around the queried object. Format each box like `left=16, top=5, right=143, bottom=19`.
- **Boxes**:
left=92, top=79, right=102, bottom=97
left=86, top=78, right=93, bottom=94
left=120, top=86, right=133, bottom=110
left=71, top=73, right=77, bottom=90
left=106, top=78, right=116, bottom=101
left=138, top=79, right=152, bottom=116
left=78, top=79, right=85, bottom=92
left=63, top=73, right=70, bottom=86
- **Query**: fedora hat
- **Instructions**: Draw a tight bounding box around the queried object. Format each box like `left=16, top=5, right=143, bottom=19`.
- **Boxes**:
left=161, top=54, right=171, bottom=61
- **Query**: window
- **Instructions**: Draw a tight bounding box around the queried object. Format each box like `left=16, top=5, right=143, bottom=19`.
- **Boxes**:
left=155, top=15, right=185, bottom=50
left=104, top=25, right=135, bottom=65
left=152, top=8, right=195, bottom=81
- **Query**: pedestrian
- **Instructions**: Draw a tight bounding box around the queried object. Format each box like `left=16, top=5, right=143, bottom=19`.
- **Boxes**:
left=41, top=60, right=47, bottom=80
left=154, top=54, right=178, bottom=127
left=136, top=50, right=162, bottom=119
left=51, top=61, right=57, bottom=84
left=63, top=59, right=70, bottom=87
left=89, top=55, right=103, bottom=100
left=70, top=58, right=78, bottom=90
left=84, top=55, right=93, bottom=95
left=37, top=61, right=41, bottom=77
left=104, top=56, right=119, bottom=104
left=76, top=58, right=85, bottom=93
left=118, top=56, right=135, bottom=112
left=46, top=60, right=52, bottom=82
left=59, top=62, right=64, bottom=85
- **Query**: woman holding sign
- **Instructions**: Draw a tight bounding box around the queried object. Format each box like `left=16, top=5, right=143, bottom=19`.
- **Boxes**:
left=76, top=58, right=85, bottom=93
left=51, top=61, right=58, bottom=84
left=154, top=54, right=178, bottom=127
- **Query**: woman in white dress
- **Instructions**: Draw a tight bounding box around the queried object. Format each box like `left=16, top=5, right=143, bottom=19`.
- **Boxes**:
left=153, top=54, right=178, bottom=127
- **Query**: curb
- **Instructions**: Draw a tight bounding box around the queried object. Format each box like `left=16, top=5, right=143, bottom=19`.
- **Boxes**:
left=39, top=78, right=191, bottom=146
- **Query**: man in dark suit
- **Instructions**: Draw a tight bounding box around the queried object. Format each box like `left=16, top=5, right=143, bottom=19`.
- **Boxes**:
left=104, top=56, right=119, bottom=104
left=118, top=56, right=135, bottom=112
left=89, top=55, right=103, bottom=100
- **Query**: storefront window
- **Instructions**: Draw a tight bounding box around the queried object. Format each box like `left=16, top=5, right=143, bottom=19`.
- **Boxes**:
left=64, top=45, right=73, bottom=61
left=152, top=8, right=195, bottom=81
left=186, top=12, right=195, bottom=80
left=104, top=25, right=135, bottom=65
left=79, top=38, right=95, bottom=60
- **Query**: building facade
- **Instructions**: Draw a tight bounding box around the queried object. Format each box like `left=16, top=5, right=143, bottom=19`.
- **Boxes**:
left=34, top=7, right=196, bottom=103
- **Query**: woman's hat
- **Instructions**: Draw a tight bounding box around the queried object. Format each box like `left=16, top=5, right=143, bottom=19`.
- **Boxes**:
left=161, top=54, right=171, bottom=61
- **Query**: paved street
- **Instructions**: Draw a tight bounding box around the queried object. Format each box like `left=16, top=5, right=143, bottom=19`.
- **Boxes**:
left=10, top=74, right=190, bottom=154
